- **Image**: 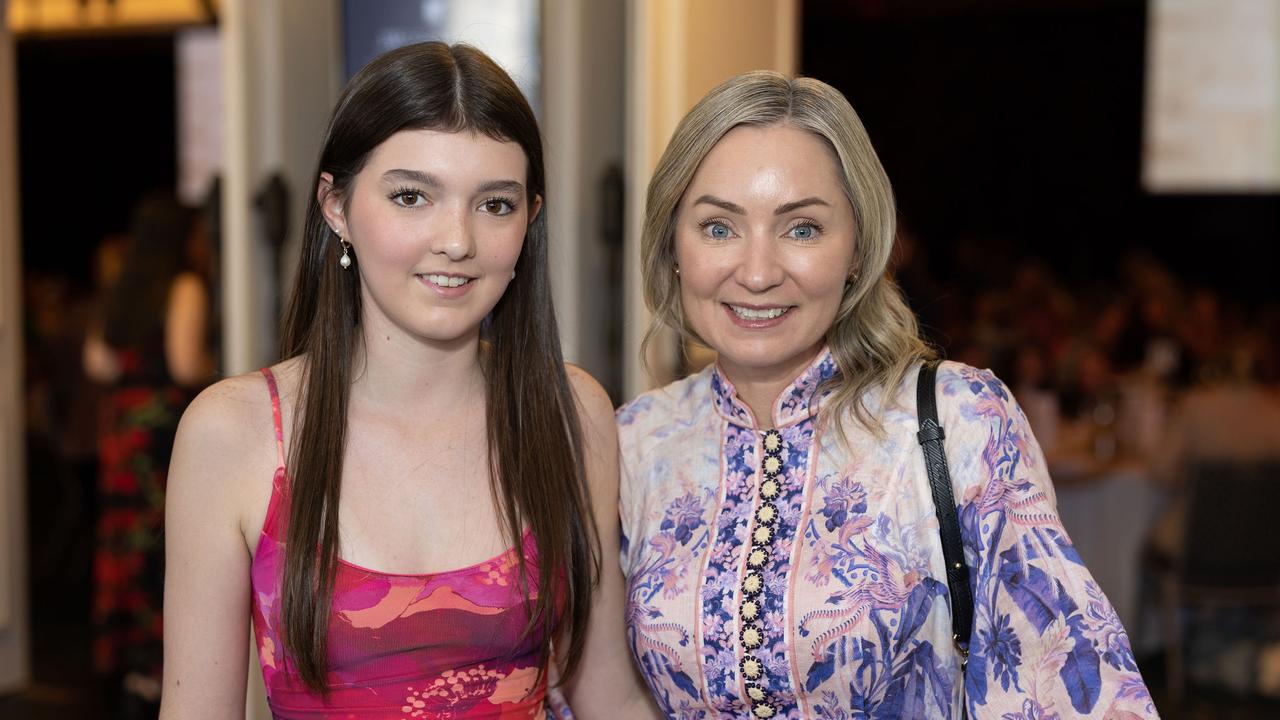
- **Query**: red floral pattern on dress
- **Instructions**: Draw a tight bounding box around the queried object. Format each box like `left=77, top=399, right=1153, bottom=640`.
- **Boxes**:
left=94, top=359, right=188, bottom=678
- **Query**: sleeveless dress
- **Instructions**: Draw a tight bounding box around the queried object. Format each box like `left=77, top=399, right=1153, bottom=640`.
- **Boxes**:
left=251, top=368, right=552, bottom=718
left=94, top=336, right=191, bottom=679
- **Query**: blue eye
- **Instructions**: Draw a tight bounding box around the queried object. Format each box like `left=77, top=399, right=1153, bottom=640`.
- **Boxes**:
left=705, top=222, right=731, bottom=239
left=788, top=223, right=819, bottom=240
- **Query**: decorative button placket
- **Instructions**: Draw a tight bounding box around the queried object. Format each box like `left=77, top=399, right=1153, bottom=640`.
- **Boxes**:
left=738, top=428, right=783, bottom=720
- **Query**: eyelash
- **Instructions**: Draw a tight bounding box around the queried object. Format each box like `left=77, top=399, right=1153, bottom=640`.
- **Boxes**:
left=785, top=219, right=824, bottom=240
left=386, top=189, right=520, bottom=215
left=389, top=186, right=426, bottom=207
left=698, top=218, right=734, bottom=239
left=479, top=196, right=519, bottom=215
left=697, top=218, right=825, bottom=240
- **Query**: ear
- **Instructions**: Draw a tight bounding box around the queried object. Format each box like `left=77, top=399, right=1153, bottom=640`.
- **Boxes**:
left=528, top=194, right=543, bottom=225
left=317, top=172, right=347, bottom=238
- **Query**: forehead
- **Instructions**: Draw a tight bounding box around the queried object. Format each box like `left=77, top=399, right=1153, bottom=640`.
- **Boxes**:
left=363, top=128, right=528, bottom=178
left=684, top=123, right=847, bottom=203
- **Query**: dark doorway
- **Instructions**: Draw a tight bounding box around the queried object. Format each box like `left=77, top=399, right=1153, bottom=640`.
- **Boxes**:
left=12, top=32, right=177, bottom=719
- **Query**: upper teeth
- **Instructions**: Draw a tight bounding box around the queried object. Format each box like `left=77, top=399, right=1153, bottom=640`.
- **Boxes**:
left=731, top=305, right=788, bottom=320
left=423, top=274, right=469, bottom=288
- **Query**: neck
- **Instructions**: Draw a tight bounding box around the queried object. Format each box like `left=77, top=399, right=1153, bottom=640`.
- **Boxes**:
left=349, top=311, right=486, bottom=415
left=720, top=345, right=824, bottom=429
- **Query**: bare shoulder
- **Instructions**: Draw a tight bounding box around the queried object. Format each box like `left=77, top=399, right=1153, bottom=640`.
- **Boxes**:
left=176, top=372, right=272, bottom=473
left=173, top=357, right=304, bottom=482
left=170, top=271, right=207, bottom=295
left=565, top=363, right=616, bottom=431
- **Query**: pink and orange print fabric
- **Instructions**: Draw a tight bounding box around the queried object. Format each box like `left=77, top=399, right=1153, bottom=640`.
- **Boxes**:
left=250, top=368, right=551, bottom=719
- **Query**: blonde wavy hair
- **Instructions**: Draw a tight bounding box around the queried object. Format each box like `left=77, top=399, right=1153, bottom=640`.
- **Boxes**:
left=640, top=70, right=934, bottom=436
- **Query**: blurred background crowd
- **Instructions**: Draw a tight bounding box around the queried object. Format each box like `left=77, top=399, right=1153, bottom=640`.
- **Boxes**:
left=2, top=0, right=1278, bottom=718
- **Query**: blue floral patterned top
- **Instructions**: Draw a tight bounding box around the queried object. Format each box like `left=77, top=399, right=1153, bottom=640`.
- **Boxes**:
left=617, top=348, right=1157, bottom=719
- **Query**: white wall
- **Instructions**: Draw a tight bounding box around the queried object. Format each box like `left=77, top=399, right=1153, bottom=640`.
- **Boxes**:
left=543, top=0, right=626, bottom=388
left=222, top=0, right=340, bottom=377
left=0, top=0, right=32, bottom=693
left=276, top=0, right=343, bottom=308
left=221, top=0, right=273, bottom=375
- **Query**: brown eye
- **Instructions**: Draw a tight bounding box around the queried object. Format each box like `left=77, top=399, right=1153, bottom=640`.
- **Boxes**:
left=392, top=191, right=426, bottom=207
left=481, top=198, right=514, bottom=215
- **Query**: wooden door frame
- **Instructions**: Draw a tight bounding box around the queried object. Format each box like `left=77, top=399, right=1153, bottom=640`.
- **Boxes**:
left=0, top=0, right=32, bottom=693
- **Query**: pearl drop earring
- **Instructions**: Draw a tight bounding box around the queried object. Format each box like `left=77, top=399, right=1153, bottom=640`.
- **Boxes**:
left=339, top=239, right=352, bottom=270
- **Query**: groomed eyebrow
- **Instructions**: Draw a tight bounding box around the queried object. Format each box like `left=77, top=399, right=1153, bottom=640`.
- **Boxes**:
left=692, top=195, right=747, bottom=215
left=382, top=169, right=441, bottom=186
left=692, top=194, right=832, bottom=216
left=774, top=196, right=831, bottom=215
left=476, top=179, right=525, bottom=195
left=381, top=170, right=524, bottom=196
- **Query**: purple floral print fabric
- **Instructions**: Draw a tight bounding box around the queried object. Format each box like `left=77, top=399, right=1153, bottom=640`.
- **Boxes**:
left=618, top=350, right=1157, bottom=719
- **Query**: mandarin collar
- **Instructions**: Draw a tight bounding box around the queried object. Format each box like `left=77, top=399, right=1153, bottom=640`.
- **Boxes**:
left=710, top=347, right=839, bottom=429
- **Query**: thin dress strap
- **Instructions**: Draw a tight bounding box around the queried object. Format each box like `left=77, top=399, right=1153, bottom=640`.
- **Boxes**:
left=260, top=368, right=286, bottom=470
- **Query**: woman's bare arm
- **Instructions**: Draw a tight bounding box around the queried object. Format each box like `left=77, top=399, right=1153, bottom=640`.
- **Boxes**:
left=159, top=379, right=261, bottom=719
left=559, top=366, right=661, bottom=719
left=83, top=327, right=121, bottom=385
left=165, top=272, right=214, bottom=387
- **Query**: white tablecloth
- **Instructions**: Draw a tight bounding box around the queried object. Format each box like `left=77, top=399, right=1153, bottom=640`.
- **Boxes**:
left=1054, top=469, right=1166, bottom=640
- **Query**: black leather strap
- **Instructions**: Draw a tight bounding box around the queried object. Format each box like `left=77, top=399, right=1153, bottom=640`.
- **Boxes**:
left=917, top=360, right=973, bottom=660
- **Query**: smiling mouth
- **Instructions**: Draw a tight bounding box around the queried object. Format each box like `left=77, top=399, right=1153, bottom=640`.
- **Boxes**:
left=727, top=304, right=791, bottom=320
left=418, top=273, right=472, bottom=288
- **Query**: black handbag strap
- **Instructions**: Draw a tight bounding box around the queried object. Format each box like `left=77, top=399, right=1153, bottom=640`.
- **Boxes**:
left=916, top=360, right=973, bottom=661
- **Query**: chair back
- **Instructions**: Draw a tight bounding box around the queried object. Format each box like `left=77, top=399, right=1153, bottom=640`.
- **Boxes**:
left=1182, top=460, right=1280, bottom=593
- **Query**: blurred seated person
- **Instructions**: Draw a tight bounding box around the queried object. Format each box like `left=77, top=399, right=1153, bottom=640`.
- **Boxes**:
left=82, top=190, right=214, bottom=715
left=1048, top=340, right=1124, bottom=482
left=1012, top=341, right=1059, bottom=455
left=1115, top=273, right=1189, bottom=387
left=1179, top=287, right=1228, bottom=384
left=1149, top=330, right=1280, bottom=560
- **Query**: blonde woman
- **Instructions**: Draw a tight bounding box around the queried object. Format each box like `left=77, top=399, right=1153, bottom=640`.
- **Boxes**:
left=617, top=71, right=1157, bottom=719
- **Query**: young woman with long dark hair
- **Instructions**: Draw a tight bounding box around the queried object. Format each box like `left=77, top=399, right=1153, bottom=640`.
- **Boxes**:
left=160, top=42, right=652, bottom=718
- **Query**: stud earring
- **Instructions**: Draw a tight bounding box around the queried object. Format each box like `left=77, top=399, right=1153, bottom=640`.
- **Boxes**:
left=674, top=265, right=681, bottom=276
left=339, top=239, right=352, bottom=270
left=510, top=269, right=516, bottom=280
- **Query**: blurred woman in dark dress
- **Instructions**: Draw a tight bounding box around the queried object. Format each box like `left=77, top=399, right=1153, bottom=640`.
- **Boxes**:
left=83, top=190, right=214, bottom=716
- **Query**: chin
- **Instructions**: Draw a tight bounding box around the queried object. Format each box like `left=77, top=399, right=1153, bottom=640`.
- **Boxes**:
left=719, top=347, right=790, bottom=372
left=720, top=339, right=823, bottom=375
left=414, top=328, right=481, bottom=346
left=395, top=314, right=484, bottom=345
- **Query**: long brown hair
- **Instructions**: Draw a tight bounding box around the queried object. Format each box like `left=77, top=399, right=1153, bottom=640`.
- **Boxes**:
left=278, top=42, right=599, bottom=692
left=103, top=190, right=194, bottom=348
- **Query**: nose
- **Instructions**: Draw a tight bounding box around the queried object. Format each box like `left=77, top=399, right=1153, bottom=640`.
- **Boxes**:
left=430, top=204, right=476, bottom=262
left=734, top=234, right=784, bottom=293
